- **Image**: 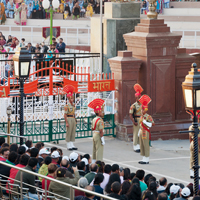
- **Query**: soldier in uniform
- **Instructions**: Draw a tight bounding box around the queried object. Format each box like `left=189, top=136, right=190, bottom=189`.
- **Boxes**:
left=138, top=95, right=155, bottom=164
left=188, top=112, right=200, bottom=178
left=88, top=98, right=105, bottom=162
left=63, top=85, right=77, bottom=151
left=129, top=83, right=143, bottom=153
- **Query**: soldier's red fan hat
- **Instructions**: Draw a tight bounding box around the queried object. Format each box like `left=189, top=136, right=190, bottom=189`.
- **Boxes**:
left=134, top=83, right=143, bottom=97
left=88, top=98, right=105, bottom=113
left=139, top=95, right=151, bottom=110
left=63, top=85, right=75, bottom=97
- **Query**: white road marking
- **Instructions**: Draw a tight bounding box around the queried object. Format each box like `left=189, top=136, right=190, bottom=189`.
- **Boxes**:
left=45, top=142, right=190, bottom=184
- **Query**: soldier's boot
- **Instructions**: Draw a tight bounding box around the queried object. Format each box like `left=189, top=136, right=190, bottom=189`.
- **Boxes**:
left=70, top=142, right=78, bottom=150
left=66, top=142, right=73, bottom=151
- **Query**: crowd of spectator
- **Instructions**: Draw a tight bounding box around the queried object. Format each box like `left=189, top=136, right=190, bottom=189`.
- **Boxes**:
left=0, top=136, right=199, bottom=200
left=2, top=0, right=106, bottom=21
left=0, top=31, right=67, bottom=83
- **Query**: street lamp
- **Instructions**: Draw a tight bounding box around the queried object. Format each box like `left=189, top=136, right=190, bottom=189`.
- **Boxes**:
left=13, top=47, right=31, bottom=145
left=6, top=105, right=12, bottom=145
left=42, top=0, right=60, bottom=45
left=182, top=63, right=200, bottom=195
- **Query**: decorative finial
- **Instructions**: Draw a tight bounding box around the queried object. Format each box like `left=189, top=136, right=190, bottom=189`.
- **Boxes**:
left=147, top=0, right=157, bottom=19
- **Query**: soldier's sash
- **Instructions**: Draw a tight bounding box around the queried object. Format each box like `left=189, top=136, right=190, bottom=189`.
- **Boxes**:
left=92, top=118, right=101, bottom=131
left=141, top=122, right=151, bottom=140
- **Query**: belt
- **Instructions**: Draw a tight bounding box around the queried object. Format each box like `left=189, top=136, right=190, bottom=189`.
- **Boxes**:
left=67, top=115, right=75, bottom=117
left=93, top=131, right=100, bottom=133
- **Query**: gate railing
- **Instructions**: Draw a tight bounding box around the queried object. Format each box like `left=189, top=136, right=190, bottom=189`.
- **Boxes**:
left=0, top=114, right=115, bottom=143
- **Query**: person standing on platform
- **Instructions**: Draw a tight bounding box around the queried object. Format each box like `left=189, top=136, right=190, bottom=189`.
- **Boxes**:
left=129, top=83, right=143, bottom=153
left=88, top=99, right=105, bottom=162
left=187, top=111, right=200, bottom=178
left=138, top=95, right=155, bottom=165
left=64, top=85, right=78, bottom=151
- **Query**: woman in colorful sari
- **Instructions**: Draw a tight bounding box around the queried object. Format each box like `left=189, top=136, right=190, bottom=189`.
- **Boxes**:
left=21, top=3, right=27, bottom=25
left=14, top=3, right=21, bottom=25
left=0, top=2, right=6, bottom=25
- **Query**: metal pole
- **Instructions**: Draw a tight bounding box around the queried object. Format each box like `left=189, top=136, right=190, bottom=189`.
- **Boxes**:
left=100, top=0, right=103, bottom=73
left=7, top=114, right=11, bottom=145
left=193, top=110, right=199, bottom=195
left=50, top=8, right=53, bottom=45
left=19, top=79, right=24, bottom=146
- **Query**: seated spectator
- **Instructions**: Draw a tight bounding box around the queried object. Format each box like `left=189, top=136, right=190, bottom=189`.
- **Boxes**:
left=1, top=143, right=9, bottom=148
left=0, top=151, right=18, bottom=183
left=20, top=38, right=26, bottom=47
left=123, top=168, right=131, bottom=181
left=158, top=193, right=168, bottom=200
left=6, top=35, right=12, bottom=45
left=148, top=181, right=158, bottom=199
left=165, top=183, right=173, bottom=196
left=187, top=183, right=193, bottom=197
left=6, top=0, right=15, bottom=18
left=14, top=157, right=41, bottom=200
left=174, top=187, right=190, bottom=200
left=64, top=3, right=71, bottom=19
left=157, top=177, right=167, bottom=193
left=69, top=152, right=79, bottom=168
left=141, top=0, right=147, bottom=14
left=120, top=181, right=131, bottom=195
left=144, top=173, right=153, bottom=186
left=142, top=190, right=156, bottom=200
left=108, top=181, right=126, bottom=200
left=27, top=42, right=36, bottom=53
left=25, top=140, right=33, bottom=149
left=0, top=45, right=6, bottom=53
left=93, top=173, right=104, bottom=200
left=0, top=36, right=6, bottom=46
left=72, top=2, right=80, bottom=19
left=83, top=153, right=91, bottom=173
left=130, top=172, right=135, bottom=181
left=112, top=164, right=124, bottom=183
left=50, top=146, right=58, bottom=154
left=52, top=38, right=57, bottom=46
left=9, top=143, right=18, bottom=153
left=95, top=3, right=100, bottom=14
left=81, top=158, right=89, bottom=172
left=132, top=177, right=140, bottom=185
left=51, top=150, right=60, bottom=167
left=27, top=2, right=33, bottom=18
left=126, top=183, right=141, bottom=200
left=0, top=147, right=9, bottom=161
left=0, top=137, right=5, bottom=148
left=75, top=177, right=89, bottom=197
left=10, top=37, right=18, bottom=49
left=38, top=147, right=50, bottom=166
left=30, top=147, right=40, bottom=172
left=42, top=163, right=57, bottom=191
left=96, top=160, right=104, bottom=173
left=75, top=185, right=95, bottom=200
left=60, top=159, right=74, bottom=178
left=6, top=154, right=30, bottom=193
left=5, top=58, right=14, bottom=77
left=80, top=6, right=85, bottom=17
left=86, top=3, right=93, bottom=17
left=170, top=185, right=180, bottom=200
left=57, top=148, right=63, bottom=165
left=136, top=169, right=147, bottom=192
left=56, top=38, right=66, bottom=53
left=83, top=0, right=88, bottom=9
left=85, top=163, right=98, bottom=184
left=48, top=166, right=80, bottom=199
left=77, top=161, right=86, bottom=177
left=33, top=49, right=43, bottom=61
left=104, top=173, right=121, bottom=195
left=0, top=32, right=6, bottom=41
left=38, top=156, right=52, bottom=182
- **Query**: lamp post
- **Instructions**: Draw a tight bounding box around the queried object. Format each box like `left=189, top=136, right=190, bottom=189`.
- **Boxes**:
left=42, top=0, right=60, bottom=45
left=182, top=63, right=200, bottom=195
left=6, top=105, right=12, bottom=145
left=13, top=48, right=31, bottom=145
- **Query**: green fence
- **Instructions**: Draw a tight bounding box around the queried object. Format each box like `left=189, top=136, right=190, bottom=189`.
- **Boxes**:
left=0, top=114, right=115, bottom=144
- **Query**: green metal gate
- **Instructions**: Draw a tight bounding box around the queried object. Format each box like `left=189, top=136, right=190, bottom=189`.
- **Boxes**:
left=0, top=114, right=115, bottom=144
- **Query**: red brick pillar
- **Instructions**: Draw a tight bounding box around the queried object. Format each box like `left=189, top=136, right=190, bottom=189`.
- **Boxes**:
left=108, top=51, right=142, bottom=141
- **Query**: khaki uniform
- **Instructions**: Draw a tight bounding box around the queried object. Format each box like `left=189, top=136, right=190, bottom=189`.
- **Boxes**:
left=129, top=102, right=142, bottom=146
left=64, top=103, right=76, bottom=142
left=189, top=125, right=200, bottom=169
left=92, top=116, right=104, bottom=161
left=139, top=113, right=154, bottom=157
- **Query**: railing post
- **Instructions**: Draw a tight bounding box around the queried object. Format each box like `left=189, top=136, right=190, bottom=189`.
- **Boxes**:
left=48, top=95, right=53, bottom=142
left=70, top=186, right=74, bottom=200
left=20, top=171, right=23, bottom=200
left=45, top=179, right=47, bottom=200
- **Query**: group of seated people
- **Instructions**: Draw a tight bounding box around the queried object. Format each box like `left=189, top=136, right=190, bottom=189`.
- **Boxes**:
left=2, top=0, right=101, bottom=20
left=0, top=136, right=199, bottom=200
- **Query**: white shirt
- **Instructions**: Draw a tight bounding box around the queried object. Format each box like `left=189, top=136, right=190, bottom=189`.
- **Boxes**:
left=90, top=173, right=110, bottom=189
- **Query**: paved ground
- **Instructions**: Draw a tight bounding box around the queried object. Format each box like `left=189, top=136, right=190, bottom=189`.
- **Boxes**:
left=45, top=137, right=192, bottom=185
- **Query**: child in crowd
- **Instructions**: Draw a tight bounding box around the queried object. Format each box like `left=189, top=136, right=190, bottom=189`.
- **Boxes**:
left=80, top=6, right=85, bottom=17
left=20, top=38, right=26, bottom=47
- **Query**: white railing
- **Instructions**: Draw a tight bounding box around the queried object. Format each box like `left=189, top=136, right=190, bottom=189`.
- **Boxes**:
left=1, top=25, right=90, bottom=46
left=0, top=54, right=5, bottom=78
left=171, top=30, right=200, bottom=49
